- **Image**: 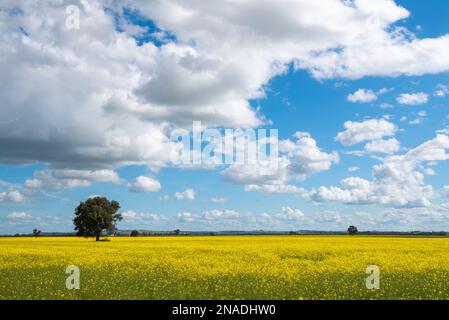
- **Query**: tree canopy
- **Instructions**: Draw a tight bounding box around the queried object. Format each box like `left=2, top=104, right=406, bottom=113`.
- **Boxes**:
left=347, top=225, right=358, bottom=236
left=73, top=197, right=122, bottom=241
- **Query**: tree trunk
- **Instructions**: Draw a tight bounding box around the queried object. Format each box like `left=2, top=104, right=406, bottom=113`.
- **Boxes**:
left=96, top=235, right=100, bottom=241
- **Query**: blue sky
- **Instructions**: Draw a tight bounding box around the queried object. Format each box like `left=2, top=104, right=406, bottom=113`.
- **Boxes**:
left=1, top=0, right=449, bottom=234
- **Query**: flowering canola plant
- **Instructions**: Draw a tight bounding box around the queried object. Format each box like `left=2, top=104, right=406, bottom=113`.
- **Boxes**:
left=1, top=236, right=449, bottom=300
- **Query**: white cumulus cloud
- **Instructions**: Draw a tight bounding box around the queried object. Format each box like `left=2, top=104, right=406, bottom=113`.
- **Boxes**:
left=364, top=138, right=401, bottom=154
left=175, top=189, right=196, bottom=201
left=347, top=89, right=377, bottom=103
left=0, top=190, right=25, bottom=203
left=308, top=135, right=449, bottom=208
left=128, top=176, right=161, bottom=193
left=280, top=206, right=305, bottom=220
left=223, top=132, right=338, bottom=192
left=1, top=0, right=449, bottom=175
left=8, top=212, right=31, bottom=220
left=397, top=93, right=429, bottom=105
left=336, top=119, right=397, bottom=146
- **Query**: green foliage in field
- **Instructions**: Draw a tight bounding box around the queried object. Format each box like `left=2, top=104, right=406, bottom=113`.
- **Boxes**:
left=1, top=236, right=449, bottom=300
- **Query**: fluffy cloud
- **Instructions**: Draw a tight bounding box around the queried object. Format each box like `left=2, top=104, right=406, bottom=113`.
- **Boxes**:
left=244, top=184, right=305, bottom=195
left=335, top=119, right=397, bottom=146
left=114, top=203, right=449, bottom=231
left=210, top=198, right=227, bottom=203
left=172, top=209, right=246, bottom=227
left=1, top=0, right=449, bottom=175
left=175, top=209, right=293, bottom=228
left=347, top=89, right=377, bottom=103
left=435, top=84, right=449, bottom=97
left=311, top=211, right=344, bottom=225
left=24, top=179, right=43, bottom=189
left=308, top=135, right=449, bottom=208
left=203, top=210, right=240, bottom=220
left=7, top=212, right=32, bottom=220
left=364, top=138, right=400, bottom=154
left=175, top=189, right=196, bottom=201
left=396, top=93, right=429, bottom=105
left=280, top=132, right=340, bottom=180
left=443, top=186, right=449, bottom=197
left=279, top=206, right=305, bottom=220
left=408, top=110, right=427, bottom=125
left=121, top=210, right=166, bottom=223
left=380, top=103, right=394, bottom=109
left=132, top=0, right=449, bottom=80
left=0, top=191, right=25, bottom=203
left=178, top=212, right=196, bottom=223
left=0, top=2, right=178, bottom=170
left=128, top=176, right=161, bottom=193
left=25, top=169, right=121, bottom=190
left=223, top=132, right=338, bottom=192
left=223, top=158, right=289, bottom=187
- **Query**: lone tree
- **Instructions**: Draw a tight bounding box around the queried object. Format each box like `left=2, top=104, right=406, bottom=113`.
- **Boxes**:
left=73, top=197, right=122, bottom=241
left=130, top=230, right=139, bottom=237
left=347, top=225, right=358, bottom=236
left=32, top=229, right=41, bottom=237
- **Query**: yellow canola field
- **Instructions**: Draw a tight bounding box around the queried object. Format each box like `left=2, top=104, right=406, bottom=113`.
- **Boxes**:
left=1, top=236, right=449, bottom=300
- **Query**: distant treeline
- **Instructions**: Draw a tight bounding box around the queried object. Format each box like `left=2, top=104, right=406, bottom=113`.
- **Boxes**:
left=2, top=230, right=448, bottom=237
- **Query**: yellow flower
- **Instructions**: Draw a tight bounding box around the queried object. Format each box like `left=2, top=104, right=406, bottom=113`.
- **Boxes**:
left=0, top=236, right=448, bottom=300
